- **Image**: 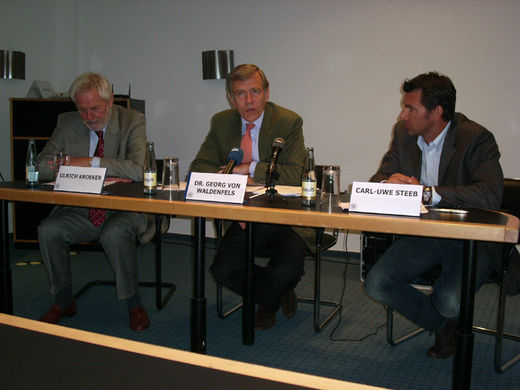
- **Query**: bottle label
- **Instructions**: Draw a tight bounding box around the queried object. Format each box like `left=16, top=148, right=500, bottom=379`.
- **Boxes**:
left=26, top=167, right=39, bottom=182
left=302, top=181, right=317, bottom=198
left=144, top=172, right=157, bottom=187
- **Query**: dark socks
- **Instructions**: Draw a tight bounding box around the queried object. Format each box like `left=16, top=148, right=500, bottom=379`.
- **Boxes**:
left=126, top=293, right=142, bottom=311
left=55, top=286, right=74, bottom=309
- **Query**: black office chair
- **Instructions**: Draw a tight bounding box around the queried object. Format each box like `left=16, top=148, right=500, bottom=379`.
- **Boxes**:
left=74, top=160, right=176, bottom=310
left=73, top=214, right=175, bottom=310
left=215, top=164, right=342, bottom=332
left=360, top=232, right=436, bottom=345
left=473, top=177, right=520, bottom=373
left=296, top=165, right=341, bottom=331
left=214, top=218, right=243, bottom=318
left=361, top=178, right=520, bottom=373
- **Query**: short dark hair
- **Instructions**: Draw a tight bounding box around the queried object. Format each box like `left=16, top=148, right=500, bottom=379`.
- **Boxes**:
left=226, top=64, right=269, bottom=98
left=403, top=72, right=456, bottom=122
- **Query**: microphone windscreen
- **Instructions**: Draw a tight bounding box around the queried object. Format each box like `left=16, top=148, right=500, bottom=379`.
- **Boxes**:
left=272, top=138, right=285, bottom=149
left=227, top=147, right=244, bottom=165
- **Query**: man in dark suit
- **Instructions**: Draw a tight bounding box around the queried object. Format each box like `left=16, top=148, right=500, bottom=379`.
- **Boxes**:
left=36, top=72, right=152, bottom=331
left=364, top=72, right=505, bottom=358
left=190, top=64, right=314, bottom=330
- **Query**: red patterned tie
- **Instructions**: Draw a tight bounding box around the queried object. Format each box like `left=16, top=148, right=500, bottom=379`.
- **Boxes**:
left=240, top=122, right=254, bottom=164
left=89, top=131, right=106, bottom=226
left=239, top=123, right=254, bottom=230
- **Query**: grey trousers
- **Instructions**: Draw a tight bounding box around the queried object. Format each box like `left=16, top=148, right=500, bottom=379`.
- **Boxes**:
left=38, top=206, right=148, bottom=300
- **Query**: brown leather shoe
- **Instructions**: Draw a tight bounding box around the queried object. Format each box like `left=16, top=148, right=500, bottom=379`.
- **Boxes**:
left=427, top=320, right=458, bottom=359
left=255, top=306, right=276, bottom=330
left=39, top=302, right=77, bottom=324
left=129, top=306, right=150, bottom=331
left=280, top=290, right=297, bottom=319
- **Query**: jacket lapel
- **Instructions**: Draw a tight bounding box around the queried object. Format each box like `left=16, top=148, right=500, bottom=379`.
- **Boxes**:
left=258, top=103, right=274, bottom=161
left=103, top=109, right=120, bottom=158
left=410, top=140, right=422, bottom=180
left=230, top=114, right=242, bottom=148
left=438, top=120, right=458, bottom=184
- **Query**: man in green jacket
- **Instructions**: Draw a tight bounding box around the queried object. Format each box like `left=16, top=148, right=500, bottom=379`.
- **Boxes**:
left=190, top=64, right=313, bottom=330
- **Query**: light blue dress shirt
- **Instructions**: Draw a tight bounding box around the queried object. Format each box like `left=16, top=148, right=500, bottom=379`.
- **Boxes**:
left=417, top=121, right=451, bottom=205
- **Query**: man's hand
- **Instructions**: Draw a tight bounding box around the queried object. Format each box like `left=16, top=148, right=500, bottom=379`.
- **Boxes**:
left=217, top=162, right=251, bottom=175
left=386, top=173, right=420, bottom=185
left=232, top=163, right=251, bottom=175
left=106, top=177, right=131, bottom=183
left=217, top=162, right=257, bottom=186
left=69, top=157, right=92, bottom=167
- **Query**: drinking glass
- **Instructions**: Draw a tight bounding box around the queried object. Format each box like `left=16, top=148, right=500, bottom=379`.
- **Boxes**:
left=53, top=152, right=70, bottom=180
left=320, top=165, right=340, bottom=211
left=162, top=157, right=180, bottom=198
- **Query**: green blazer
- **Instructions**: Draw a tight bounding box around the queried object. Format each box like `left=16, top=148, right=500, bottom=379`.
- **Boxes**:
left=190, top=102, right=315, bottom=253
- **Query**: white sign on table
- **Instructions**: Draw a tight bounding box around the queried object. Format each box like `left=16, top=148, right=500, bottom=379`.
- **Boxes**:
left=349, top=181, right=422, bottom=216
left=185, top=172, right=248, bottom=204
left=54, top=166, right=107, bottom=194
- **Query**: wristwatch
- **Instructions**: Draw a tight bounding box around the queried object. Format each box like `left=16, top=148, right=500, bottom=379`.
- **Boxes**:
left=422, top=186, right=432, bottom=205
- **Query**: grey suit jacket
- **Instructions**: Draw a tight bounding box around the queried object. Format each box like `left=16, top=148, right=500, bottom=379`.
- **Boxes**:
left=36, top=104, right=162, bottom=244
left=37, top=105, right=147, bottom=182
left=190, top=101, right=315, bottom=253
left=371, top=112, right=520, bottom=294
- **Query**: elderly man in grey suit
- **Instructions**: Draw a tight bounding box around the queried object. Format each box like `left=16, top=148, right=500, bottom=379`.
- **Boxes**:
left=36, top=72, right=151, bottom=331
left=190, top=64, right=314, bottom=330
left=364, top=72, right=507, bottom=359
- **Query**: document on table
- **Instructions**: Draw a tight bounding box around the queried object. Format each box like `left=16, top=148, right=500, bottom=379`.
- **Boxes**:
left=339, top=201, right=429, bottom=214
left=247, top=185, right=301, bottom=197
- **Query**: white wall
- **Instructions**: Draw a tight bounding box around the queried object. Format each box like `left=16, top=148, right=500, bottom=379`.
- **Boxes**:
left=1, top=0, right=519, bottom=250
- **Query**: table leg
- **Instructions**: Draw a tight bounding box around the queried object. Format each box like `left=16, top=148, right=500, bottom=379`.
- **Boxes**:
left=452, top=240, right=477, bottom=390
left=0, top=199, right=12, bottom=314
left=242, top=222, right=255, bottom=345
left=191, top=217, right=206, bottom=353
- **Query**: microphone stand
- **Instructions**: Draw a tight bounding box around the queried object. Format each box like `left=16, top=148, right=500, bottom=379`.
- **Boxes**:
left=264, top=170, right=287, bottom=203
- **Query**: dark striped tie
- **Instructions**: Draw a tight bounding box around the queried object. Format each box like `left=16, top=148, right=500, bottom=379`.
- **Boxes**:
left=88, top=131, right=106, bottom=226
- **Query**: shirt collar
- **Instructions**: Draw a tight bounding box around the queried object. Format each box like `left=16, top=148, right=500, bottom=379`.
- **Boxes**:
left=417, top=121, right=451, bottom=151
left=241, top=111, right=265, bottom=136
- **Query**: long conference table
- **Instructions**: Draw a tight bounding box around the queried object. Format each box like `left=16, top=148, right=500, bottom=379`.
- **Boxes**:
left=0, top=181, right=518, bottom=390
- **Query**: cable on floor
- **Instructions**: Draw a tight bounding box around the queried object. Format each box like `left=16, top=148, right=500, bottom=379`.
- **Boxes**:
left=328, top=230, right=386, bottom=342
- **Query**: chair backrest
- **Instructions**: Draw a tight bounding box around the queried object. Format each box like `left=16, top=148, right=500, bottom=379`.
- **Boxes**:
left=502, top=178, right=520, bottom=220
left=360, top=178, right=520, bottom=284
left=156, top=159, right=163, bottom=182
left=315, top=165, right=324, bottom=190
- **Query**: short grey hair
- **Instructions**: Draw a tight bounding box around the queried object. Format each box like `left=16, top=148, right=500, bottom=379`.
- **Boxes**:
left=69, top=72, right=112, bottom=103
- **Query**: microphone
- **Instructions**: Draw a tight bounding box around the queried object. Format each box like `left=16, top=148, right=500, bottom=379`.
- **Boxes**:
left=222, top=147, right=244, bottom=174
left=265, top=137, right=285, bottom=188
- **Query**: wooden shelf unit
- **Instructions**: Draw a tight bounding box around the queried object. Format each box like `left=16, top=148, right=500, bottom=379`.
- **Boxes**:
left=9, top=97, right=145, bottom=245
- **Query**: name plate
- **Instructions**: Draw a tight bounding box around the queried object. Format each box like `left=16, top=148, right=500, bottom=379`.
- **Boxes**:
left=349, top=181, right=422, bottom=216
left=185, top=172, right=248, bottom=204
left=54, top=166, right=107, bottom=194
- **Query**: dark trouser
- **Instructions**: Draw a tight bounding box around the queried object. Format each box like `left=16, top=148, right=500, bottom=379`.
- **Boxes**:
left=211, top=222, right=306, bottom=313
left=364, top=236, right=495, bottom=332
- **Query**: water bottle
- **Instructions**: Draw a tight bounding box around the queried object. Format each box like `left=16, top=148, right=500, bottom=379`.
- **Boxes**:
left=25, top=139, right=39, bottom=187
left=143, top=142, right=157, bottom=195
left=301, top=147, right=317, bottom=207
